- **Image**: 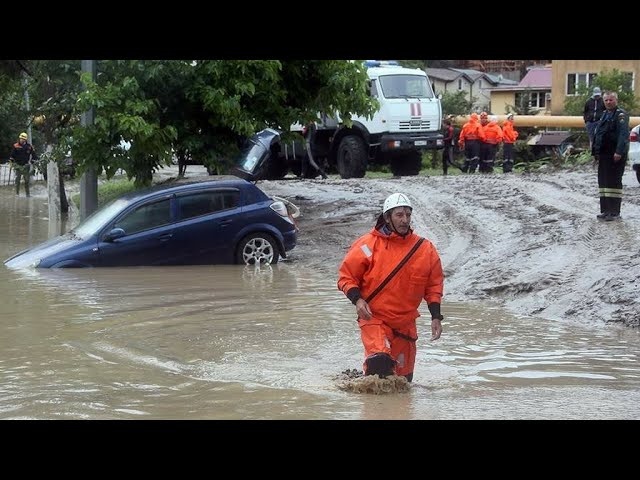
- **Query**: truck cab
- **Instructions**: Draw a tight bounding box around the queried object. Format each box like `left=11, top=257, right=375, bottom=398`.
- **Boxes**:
left=319, top=61, right=443, bottom=177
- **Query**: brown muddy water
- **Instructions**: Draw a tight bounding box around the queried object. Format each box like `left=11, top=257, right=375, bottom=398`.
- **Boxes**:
left=1, top=182, right=640, bottom=420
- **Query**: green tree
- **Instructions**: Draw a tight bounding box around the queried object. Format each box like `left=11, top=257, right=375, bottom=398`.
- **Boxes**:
left=397, top=60, right=428, bottom=70
left=68, top=60, right=377, bottom=187
left=2, top=60, right=84, bottom=173
left=441, top=91, right=473, bottom=116
left=563, top=68, right=638, bottom=115
left=0, top=60, right=33, bottom=159
left=2, top=60, right=377, bottom=188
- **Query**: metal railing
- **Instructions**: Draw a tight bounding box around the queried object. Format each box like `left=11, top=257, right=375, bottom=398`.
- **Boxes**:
left=0, top=163, right=45, bottom=186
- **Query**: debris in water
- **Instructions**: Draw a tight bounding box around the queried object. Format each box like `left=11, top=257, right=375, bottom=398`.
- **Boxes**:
left=333, top=369, right=411, bottom=394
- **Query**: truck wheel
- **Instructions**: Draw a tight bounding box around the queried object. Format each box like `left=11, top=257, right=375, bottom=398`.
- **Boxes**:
left=337, top=136, right=367, bottom=179
left=390, top=151, right=423, bottom=177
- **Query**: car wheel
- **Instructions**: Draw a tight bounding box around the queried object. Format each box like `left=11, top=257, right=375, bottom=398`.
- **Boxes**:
left=636, top=169, right=640, bottom=184
left=236, top=232, right=280, bottom=265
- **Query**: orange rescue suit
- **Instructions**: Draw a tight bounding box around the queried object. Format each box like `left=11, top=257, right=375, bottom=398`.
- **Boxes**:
left=502, top=119, right=519, bottom=143
left=337, top=226, right=444, bottom=376
left=483, top=121, right=503, bottom=145
left=458, top=116, right=485, bottom=148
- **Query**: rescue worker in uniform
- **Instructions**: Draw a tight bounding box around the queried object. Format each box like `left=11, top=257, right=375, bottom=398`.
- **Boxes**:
left=477, top=112, right=491, bottom=172
left=592, top=91, right=629, bottom=221
left=337, top=193, right=444, bottom=382
left=480, top=115, right=503, bottom=173
left=9, top=132, right=38, bottom=197
left=501, top=113, right=519, bottom=173
left=458, top=112, right=485, bottom=173
left=441, top=117, right=455, bottom=175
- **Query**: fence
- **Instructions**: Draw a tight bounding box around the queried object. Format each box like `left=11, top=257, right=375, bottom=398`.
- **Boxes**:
left=0, top=163, right=45, bottom=186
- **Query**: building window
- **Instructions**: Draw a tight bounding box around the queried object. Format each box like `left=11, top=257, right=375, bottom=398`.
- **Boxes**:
left=567, top=71, right=634, bottom=95
left=621, top=72, right=634, bottom=92
left=566, top=72, right=598, bottom=95
left=457, top=79, right=462, bottom=90
left=515, top=91, right=548, bottom=109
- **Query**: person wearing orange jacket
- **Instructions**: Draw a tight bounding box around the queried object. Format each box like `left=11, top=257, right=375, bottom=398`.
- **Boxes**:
left=480, top=115, right=503, bottom=173
left=458, top=112, right=485, bottom=173
left=337, top=193, right=444, bottom=383
left=502, top=113, right=519, bottom=173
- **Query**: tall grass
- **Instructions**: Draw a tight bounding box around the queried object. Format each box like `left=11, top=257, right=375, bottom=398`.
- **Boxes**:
left=71, top=178, right=137, bottom=209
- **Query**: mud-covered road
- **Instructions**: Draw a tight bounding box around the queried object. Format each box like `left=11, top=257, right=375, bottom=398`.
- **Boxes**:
left=255, top=167, right=640, bottom=329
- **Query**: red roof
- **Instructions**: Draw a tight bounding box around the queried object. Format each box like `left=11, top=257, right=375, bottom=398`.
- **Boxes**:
left=519, top=68, right=552, bottom=89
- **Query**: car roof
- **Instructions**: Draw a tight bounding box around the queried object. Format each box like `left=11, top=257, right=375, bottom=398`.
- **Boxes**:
left=118, top=175, right=253, bottom=202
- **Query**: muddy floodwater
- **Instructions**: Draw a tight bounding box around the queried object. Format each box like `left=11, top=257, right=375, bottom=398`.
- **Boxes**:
left=1, top=170, right=640, bottom=420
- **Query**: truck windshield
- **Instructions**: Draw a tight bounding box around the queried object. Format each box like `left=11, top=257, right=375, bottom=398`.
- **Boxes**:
left=378, top=74, right=434, bottom=99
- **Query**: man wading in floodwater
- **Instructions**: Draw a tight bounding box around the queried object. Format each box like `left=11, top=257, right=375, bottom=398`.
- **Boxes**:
left=337, top=193, right=444, bottom=383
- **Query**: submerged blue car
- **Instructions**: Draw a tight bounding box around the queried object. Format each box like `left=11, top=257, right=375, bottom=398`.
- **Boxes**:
left=4, top=176, right=297, bottom=268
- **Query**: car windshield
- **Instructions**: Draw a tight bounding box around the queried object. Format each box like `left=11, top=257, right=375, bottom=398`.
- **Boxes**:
left=378, top=74, right=434, bottom=99
left=72, top=198, right=131, bottom=239
left=235, top=140, right=269, bottom=173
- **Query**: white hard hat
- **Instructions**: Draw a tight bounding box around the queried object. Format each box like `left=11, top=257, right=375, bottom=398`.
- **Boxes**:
left=383, top=193, right=412, bottom=214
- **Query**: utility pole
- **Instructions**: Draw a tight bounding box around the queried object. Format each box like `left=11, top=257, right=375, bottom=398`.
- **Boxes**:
left=80, top=60, right=98, bottom=220
left=23, top=72, right=32, bottom=142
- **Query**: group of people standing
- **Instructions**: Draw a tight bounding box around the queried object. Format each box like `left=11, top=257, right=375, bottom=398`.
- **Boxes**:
left=445, top=112, right=519, bottom=175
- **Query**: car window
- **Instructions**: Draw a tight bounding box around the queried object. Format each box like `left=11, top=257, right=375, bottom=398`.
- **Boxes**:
left=115, top=198, right=172, bottom=235
left=177, top=190, right=240, bottom=220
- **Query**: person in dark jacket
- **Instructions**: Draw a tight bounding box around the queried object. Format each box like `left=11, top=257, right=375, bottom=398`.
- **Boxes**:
left=584, top=86, right=606, bottom=151
left=592, top=91, right=629, bottom=221
left=441, top=117, right=455, bottom=175
left=9, top=132, right=38, bottom=197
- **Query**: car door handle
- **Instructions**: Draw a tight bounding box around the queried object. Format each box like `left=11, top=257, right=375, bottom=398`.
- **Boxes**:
left=158, top=233, right=173, bottom=241
left=219, top=220, right=232, bottom=227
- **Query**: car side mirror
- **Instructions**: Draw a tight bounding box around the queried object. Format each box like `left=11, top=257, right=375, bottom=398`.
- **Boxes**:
left=104, top=227, right=125, bottom=242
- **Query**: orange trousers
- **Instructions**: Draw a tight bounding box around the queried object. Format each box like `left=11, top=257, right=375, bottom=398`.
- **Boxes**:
left=358, top=317, right=417, bottom=377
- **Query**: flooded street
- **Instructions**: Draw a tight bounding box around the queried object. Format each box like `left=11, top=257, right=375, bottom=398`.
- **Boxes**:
left=1, top=173, right=640, bottom=420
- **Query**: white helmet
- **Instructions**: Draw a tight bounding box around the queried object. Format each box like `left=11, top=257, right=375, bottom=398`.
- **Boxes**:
left=383, top=193, right=412, bottom=214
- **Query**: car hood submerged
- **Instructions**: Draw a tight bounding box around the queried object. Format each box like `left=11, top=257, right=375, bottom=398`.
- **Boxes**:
left=4, top=234, right=81, bottom=269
